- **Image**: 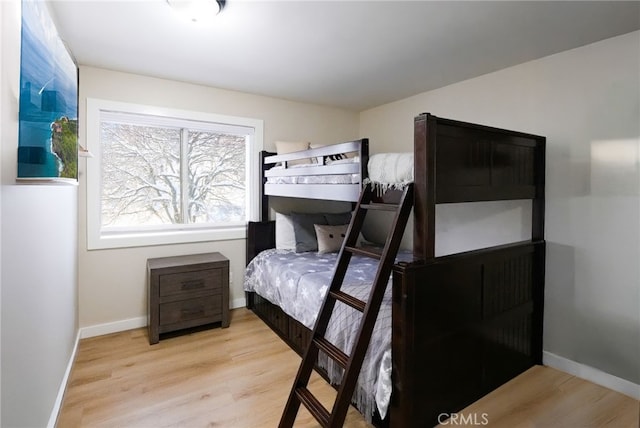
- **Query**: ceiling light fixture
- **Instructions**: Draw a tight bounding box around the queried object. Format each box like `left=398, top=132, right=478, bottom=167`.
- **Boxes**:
left=167, top=0, right=226, bottom=23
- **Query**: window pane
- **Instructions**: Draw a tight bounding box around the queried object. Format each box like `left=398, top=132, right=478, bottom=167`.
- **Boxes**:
left=101, top=122, right=181, bottom=227
left=187, top=131, right=246, bottom=224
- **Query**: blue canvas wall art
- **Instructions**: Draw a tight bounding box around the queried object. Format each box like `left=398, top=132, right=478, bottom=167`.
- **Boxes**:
left=18, top=0, right=78, bottom=180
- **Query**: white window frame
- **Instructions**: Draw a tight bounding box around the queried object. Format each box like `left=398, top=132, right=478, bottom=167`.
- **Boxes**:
left=86, top=98, right=263, bottom=250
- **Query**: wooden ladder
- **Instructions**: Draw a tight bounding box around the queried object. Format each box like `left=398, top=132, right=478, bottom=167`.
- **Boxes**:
left=279, top=182, right=414, bottom=428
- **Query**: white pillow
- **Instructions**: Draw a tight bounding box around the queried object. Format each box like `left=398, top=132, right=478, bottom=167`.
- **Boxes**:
left=275, top=213, right=296, bottom=250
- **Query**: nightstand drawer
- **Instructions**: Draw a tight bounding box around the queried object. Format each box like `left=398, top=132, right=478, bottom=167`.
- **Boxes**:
left=159, top=295, right=222, bottom=326
left=159, top=269, right=222, bottom=297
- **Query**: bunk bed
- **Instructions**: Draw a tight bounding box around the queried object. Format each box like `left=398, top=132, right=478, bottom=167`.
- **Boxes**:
left=244, top=114, right=545, bottom=427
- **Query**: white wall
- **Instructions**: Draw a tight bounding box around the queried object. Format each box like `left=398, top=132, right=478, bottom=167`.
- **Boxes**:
left=360, top=31, right=640, bottom=385
left=0, top=1, right=79, bottom=426
left=0, top=2, right=4, bottom=423
left=78, top=66, right=359, bottom=331
left=0, top=0, right=5, bottom=424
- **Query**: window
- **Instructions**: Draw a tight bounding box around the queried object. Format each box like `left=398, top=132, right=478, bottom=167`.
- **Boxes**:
left=86, top=99, right=263, bottom=249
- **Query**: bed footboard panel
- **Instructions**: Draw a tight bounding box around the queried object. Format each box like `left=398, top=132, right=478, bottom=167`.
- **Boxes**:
left=391, top=241, right=544, bottom=427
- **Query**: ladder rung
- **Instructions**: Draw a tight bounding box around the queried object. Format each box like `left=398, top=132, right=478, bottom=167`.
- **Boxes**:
left=330, top=290, right=366, bottom=312
left=345, top=245, right=382, bottom=260
left=314, top=337, right=349, bottom=368
left=361, top=203, right=398, bottom=211
left=295, top=387, right=330, bottom=427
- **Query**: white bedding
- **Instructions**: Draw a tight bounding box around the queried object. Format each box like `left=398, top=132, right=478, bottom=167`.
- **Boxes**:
left=266, top=173, right=360, bottom=185
left=366, top=152, right=414, bottom=194
left=267, top=157, right=361, bottom=185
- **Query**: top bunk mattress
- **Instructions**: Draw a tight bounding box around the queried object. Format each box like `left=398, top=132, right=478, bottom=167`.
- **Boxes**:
left=262, top=140, right=367, bottom=202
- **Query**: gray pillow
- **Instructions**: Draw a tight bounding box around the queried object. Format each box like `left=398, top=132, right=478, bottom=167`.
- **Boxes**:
left=291, top=212, right=327, bottom=252
left=324, top=211, right=352, bottom=226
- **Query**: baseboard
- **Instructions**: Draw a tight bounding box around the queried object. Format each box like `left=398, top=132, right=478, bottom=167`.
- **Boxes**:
left=231, top=297, right=246, bottom=309
left=80, top=316, right=147, bottom=339
left=543, top=351, right=640, bottom=400
left=47, top=330, right=81, bottom=428
left=80, top=299, right=247, bottom=339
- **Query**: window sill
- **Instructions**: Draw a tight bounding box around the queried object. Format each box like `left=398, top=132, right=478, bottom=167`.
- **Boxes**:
left=87, top=226, right=247, bottom=250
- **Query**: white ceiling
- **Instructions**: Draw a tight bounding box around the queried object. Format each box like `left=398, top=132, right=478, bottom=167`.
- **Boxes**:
left=50, top=1, right=640, bottom=111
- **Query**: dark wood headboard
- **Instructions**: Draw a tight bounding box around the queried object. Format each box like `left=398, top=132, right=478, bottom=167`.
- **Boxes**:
left=246, top=221, right=275, bottom=266
left=413, top=113, right=546, bottom=260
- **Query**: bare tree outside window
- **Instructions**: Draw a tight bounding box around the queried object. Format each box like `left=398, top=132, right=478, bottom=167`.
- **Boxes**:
left=187, top=131, right=246, bottom=224
left=100, top=121, right=247, bottom=230
left=86, top=99, right=262, bottom=250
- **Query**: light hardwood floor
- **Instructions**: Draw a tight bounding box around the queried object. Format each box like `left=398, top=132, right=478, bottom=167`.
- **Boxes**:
left=57, top=308, right=639, bottom=427
left=437, top=365, right=639, bottom=428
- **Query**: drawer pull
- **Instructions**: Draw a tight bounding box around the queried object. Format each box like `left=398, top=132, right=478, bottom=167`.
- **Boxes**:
left=181, top=279, right=205, bottom=290
left=181, top=308, right=205, bottom=317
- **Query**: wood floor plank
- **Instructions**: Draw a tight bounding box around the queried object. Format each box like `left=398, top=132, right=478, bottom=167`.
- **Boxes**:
left=436, top=365, right=639, bottom=428
left=57, top=308, right=369, bottom=427
left=57, top=308, right=639, bottom=427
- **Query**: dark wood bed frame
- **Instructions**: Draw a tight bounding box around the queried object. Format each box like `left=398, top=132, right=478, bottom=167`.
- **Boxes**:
left=245, top=113, right=545, bottom=427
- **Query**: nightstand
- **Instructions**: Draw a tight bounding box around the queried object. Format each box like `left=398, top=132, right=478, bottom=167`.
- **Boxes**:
left=148, top=252, right=229, bottom=344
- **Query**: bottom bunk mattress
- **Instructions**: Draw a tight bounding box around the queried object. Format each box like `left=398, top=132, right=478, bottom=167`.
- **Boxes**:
left=243, top=248, right=412, bottom=422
